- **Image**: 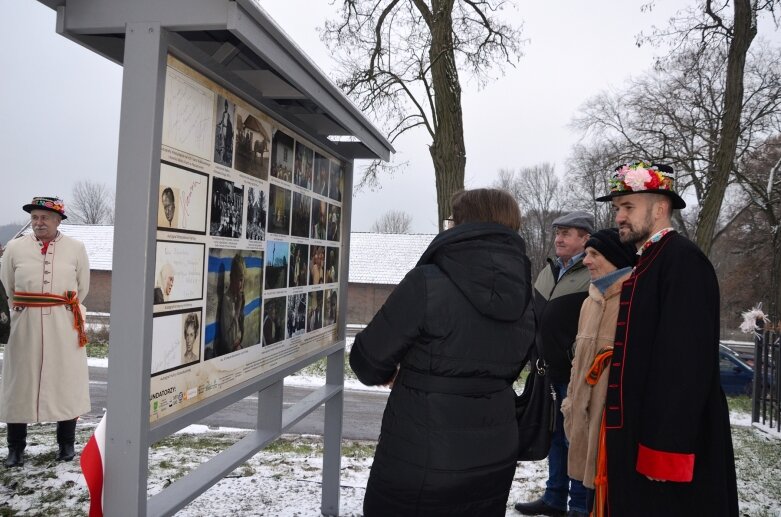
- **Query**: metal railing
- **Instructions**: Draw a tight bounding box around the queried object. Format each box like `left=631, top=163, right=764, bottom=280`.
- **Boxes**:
left=751, top=319, right=781, bottom=433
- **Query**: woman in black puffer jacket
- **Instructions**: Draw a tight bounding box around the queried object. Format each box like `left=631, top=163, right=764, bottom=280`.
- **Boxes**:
left=350, top=188, right=535, bottom=517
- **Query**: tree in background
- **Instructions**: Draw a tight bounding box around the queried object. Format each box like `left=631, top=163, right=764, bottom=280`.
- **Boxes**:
left=323, top=0, right=523, bottom=229
left=494, top=163, right=564, bottom=275
left=69, top=180, right=115, bottom=224
left=370, top=210, right=413, bottom=233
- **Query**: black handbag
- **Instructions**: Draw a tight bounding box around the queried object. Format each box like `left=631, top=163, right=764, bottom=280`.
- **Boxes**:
left=515, top=347, right=556, bottom=461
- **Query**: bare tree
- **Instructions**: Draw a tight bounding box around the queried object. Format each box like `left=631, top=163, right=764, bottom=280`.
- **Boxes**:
left=371, top=210, right=413, bottom=233
left=323, top=0, right=524, bottom=229
left=495, top=163, right=565, bottom=275
left=69, top=180, right=115, bottom=224
left=572, top=41, right=781, bottom=254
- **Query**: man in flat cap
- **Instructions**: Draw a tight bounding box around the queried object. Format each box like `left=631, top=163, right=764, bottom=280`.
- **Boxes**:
left=592, top=161, right=737, bottom=515
left=515, top=210, right=593, bottom=517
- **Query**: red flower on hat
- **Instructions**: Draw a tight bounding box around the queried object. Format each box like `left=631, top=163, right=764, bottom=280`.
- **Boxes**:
left=644, top=172, right=661, bottom=190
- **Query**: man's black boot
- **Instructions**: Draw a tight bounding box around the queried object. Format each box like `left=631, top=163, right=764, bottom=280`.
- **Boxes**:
left=5, top=423, right=27, bottom=468
left=514, top=497, right=567, bottom=516
left=56, top=419, right=77, bottom=462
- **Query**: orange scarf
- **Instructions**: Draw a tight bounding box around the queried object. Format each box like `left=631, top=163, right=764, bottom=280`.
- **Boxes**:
left=586, top=348, right=613, bottom=517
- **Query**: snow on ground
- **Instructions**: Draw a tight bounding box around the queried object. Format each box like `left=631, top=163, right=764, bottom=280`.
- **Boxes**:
left=0, top=410, right=779, bottom=516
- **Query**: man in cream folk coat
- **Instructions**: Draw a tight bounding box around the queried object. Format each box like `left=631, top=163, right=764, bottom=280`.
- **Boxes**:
left=0, top=197, right=91, bottom=467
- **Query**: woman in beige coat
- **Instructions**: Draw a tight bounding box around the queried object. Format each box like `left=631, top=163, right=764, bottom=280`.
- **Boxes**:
left=0, top=197, right=91, bottom=467
left=561, top=228, right=636, bottom=509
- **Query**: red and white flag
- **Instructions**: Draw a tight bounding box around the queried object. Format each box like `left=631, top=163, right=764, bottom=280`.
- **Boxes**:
left=80, top=412, right=106, bottom=517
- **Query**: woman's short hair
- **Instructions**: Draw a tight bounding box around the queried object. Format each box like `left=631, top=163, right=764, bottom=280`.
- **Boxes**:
left=451, top=188, right=521, bottom=231
left=184, top=313, right=200, bottom=335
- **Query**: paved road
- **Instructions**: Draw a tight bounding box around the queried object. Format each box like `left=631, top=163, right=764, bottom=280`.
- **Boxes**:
left=1, top=361, right=388, bottom=441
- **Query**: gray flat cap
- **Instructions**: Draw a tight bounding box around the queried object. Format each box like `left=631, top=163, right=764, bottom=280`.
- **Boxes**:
left=552, top=210, right=594, bottom=234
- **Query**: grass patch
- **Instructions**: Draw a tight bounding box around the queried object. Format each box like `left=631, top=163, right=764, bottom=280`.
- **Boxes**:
left=264, top=438, right=316, bottom=456
left=342, top=441, right=375, bottom=458
left=298, top=354, right=357, bottom=380
left=85, top=341, right=108, bottom=359
left=728, top=395, right=752, bottom=414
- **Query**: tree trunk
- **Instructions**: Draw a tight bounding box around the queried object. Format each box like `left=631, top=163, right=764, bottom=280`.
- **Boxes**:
left=428, top=0, right=466, bottom=228
left=695, top=0, right=756, bottom=255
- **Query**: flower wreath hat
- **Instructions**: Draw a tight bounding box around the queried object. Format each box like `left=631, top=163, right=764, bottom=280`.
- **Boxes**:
left=596, top=161, right=686, bottom=209
left=23, top=196, right=68, bottom=219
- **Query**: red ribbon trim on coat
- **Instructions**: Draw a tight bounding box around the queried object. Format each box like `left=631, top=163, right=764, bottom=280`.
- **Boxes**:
left=636, top=443, right=694, bottom=482
left=13, top=291, right=88, bottom=347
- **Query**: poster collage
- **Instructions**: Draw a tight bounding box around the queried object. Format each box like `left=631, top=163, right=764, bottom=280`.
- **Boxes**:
left=149, top=56, right=345, bottom=421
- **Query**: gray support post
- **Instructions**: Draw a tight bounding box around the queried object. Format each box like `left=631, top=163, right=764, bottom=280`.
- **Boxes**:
left=321, top=161, right=353, bottom=517
left=104, top=22, right=168, bottom=516
left=258, top=380, right=284, bottom=434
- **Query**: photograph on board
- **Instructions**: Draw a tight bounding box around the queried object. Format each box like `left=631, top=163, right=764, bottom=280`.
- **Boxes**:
left=310, top=198, right=327, bottom=240
left=323, top=289, right=338, bottom=328
left=287, top=293, right=307, bottom=339
left=262, top=296, right=286, bottom=347
left=270, top=129, right=294, bottom=183
left=293, top=140, right=313, bottom=190
left=328, top=160, right=343, bottom=202
left=214, top=96, right=235, bottom=167
left=234, top=106, right=271, bottom=180
left=151, top=308, right=203, bottom=376
left=288, top=242, right=309, bottom=288
left=246, top=186, right=267, bottom=241
left=267, top=183, right=291, bottom=236
left=153, top=241, right=205, bottom=305
left=291, top=191, right=311, bottom=239
left=157, top=162, right=209, bottom=233
left=203, top=249, right=263, bottom=359
left=313, top=152, right=329, bottom=197
left=307, top=290, right=324, bottom=332
left=327, top=204, right=341, bottom=242
left=264, top=240, right=289, bottom=291
left=325, top=246, right=339, bottom=284
left=309, top=245, right=325, bottom=286
left=210, top=177, right=244, bottom=238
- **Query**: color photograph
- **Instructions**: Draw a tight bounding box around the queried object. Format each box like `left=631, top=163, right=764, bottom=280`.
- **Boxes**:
left=323, top=289, right=338, bottom=328
left=306, top=290, right=323, bottom=332
left=325, top=246, right=339, bottom=284
left=262, top=296, right=286, bottom=347
left=267, top=183, right=291, bottom=236
left=327, top=204, right=341, bottom=242
left=264, top=240, right=289, bottom=291
left=288, top=242, right=309, bottom=288
left=291, top=191, right=311, bottom=238
left=293, top=140, right=313, bottom=189
left=309, top=245, right=325, bottom=286
left=328, top=160, right=343, bottom=202
left=310, top=198, right=327, bottom=240
left=313, top=152, right=329, bottom=197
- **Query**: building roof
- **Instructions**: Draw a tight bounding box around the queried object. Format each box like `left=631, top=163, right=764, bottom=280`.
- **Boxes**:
left=348, top=232, right=435, bottom=285
left=17, top=225, right=436, bottom=285
left=20, top=224, right=115, bottom=271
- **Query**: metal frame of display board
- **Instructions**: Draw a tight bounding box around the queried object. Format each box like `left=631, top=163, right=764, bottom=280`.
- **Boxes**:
left=36, top=1, right=393, bottom=515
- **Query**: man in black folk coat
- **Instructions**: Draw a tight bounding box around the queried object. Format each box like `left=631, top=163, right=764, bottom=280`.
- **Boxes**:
left=594, top=161, right=738, bottom=516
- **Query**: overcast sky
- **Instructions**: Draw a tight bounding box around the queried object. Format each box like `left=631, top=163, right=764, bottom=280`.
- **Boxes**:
left=1, top=1, right=779, bottom=233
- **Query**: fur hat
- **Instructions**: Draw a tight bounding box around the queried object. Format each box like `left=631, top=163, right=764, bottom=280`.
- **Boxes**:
left=585, top=228, right=636, bottom=269
left=596, top=161, right=686, bottom=209
left=23, top=196, right=67, bottom=219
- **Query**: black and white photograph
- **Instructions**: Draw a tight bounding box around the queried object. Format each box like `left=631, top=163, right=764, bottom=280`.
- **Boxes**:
left=288, top=242, right=309, bottom=288
left=210, top=177, right=244, bottom=238
left=181, top=311, right=202, bottom=365
left=151, top=308, right=203, bottom=376
left=267, top=183, right=291, bottom=235
left=157, top=161, right=209, bottom=234
left=262, top=296, right=286, bottom=347
left=291, top=191, right=311, bottom=238
left=286, top=293, right=307, bottom=339
left=310, top=198, right=327, bottom=240
left=234, top=106, right=271, bottom=180
left=323, top=289, right=338, bottom=328
left=246, top=186, right=267, bottom=241
left=327, top=204, right=341, bottom=242
left=313, top=152, right=329, bottom=197
left=154, top=241, right=205, bottom=305
left=328, top=160, right=343, bottom=202
left=270, top=129, right=294, bottom=183
left=309, top=245, right=325, bottom=286
left=306, top=290, right=324, bottom=332
left=203, top=249, right=264, bottom=359
left=325, top=246, right=339, bottom=284
left=293, top=140, right=313, bottom=189
left=264, top=240, right=289, bottom=291
left=213, top=95, right=235, bottom=167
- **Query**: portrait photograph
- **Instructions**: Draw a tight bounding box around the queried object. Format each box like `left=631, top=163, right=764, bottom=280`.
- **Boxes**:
left=262, top=296, right=287, bottom=347
left=264, top=240, right=289, bottom=291
left=270, top=129, right=294, bottom=183
left=291, top=191, right=311, bottom=238
left=151, top=308, right=202, bottom=376
left=214, top=95, right=235, bottom=167
left=246, top=186, right=267, bottom=241
left=323, top=289, right=338, bottom=328
left=267, top=183, right=291, bottom=236
left=288, top=243, right=309, bottom=288
left=234, top=106, right=271, bottom=180
left=313, top=152, right=329, bottom=197
left=325, top=246, right=339, bottom=284
left=162, top=66, right=214, bottom=161
left=153, top=241, right=205, bottom=305
left=293, top=140, right=313, bottom=190
left=287, top=292, right=307, bottom=339
left=158, top=161, right=209, bottom=233
left=327, top=204, right=341, bottom=242
left=203, top=248, right=263, bottom=360
left=328, top=160, right=343, bottom=202
left=310, top=198, right=327, bottom=241
left=309, top=245, right=325, bottom=286
left=210, top=177, right=244, bottom=238
left=307, top=290, right=324, bottom=332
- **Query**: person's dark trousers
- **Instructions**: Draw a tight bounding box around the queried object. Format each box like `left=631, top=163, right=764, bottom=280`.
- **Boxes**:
left=56, top=418, right=77, bottom=461
left=543, top=382, right=589, bottom=514
left=5, top=423, right=27, bottom=467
